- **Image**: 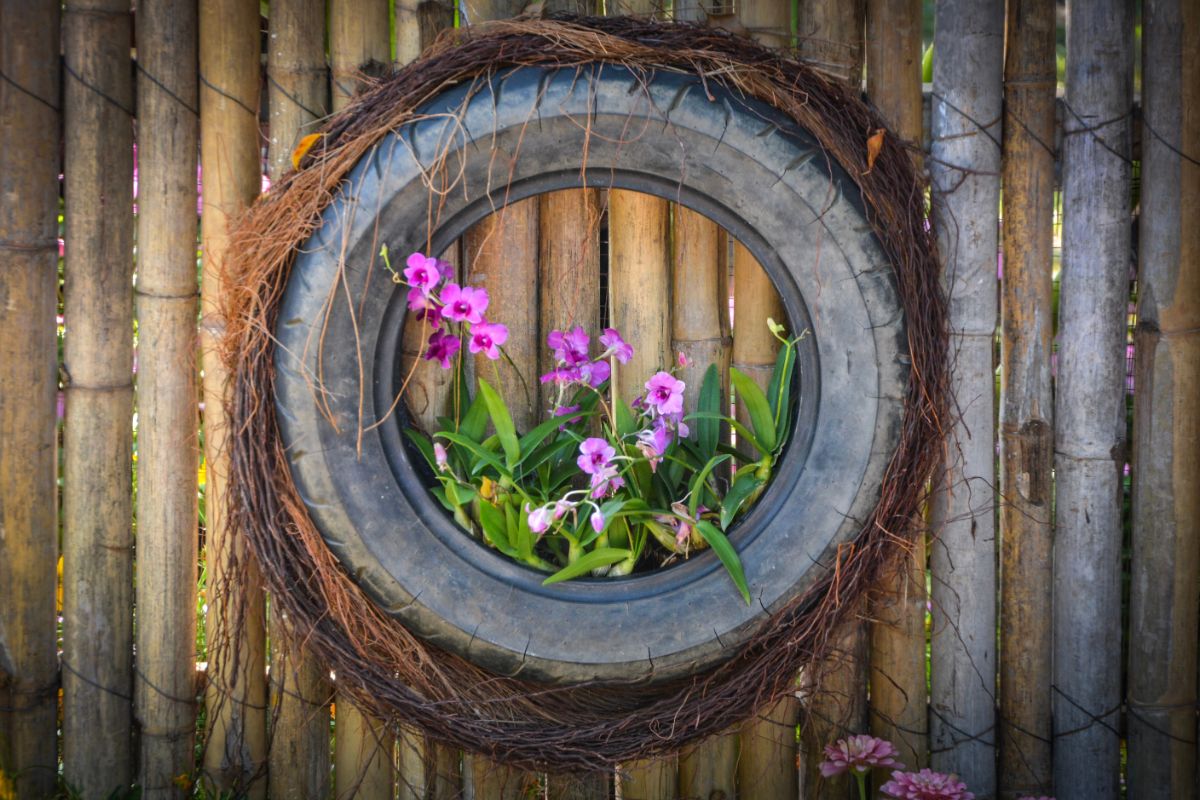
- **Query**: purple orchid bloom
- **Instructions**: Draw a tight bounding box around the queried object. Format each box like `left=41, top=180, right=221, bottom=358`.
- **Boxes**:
left=526, top=504, right=552, bottom=535
left=547, top=326, right=590, bottom=366
left=468, top=321, right=508, bottom=360
left=635, top=419, right=674, bottom=472
left=423, top=329, right=460, bottom=369
left=644, top=371, right=685, bottom=417
left=406, top=287, right=443, bottom=326
left=404, top=252, right=442, bottom=294
left=440, top=283, right=489, bottom=324
left=577, top=437, right=615, bottom=475
left=599, top=327, right=633, bottom=364
left=540, top=366, right=582, bottom=385
left=580, top=358, right=610, bottom=388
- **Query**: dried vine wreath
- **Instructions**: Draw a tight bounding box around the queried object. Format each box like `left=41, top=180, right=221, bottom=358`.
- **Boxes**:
left=220, top=15, right=947, bottom=772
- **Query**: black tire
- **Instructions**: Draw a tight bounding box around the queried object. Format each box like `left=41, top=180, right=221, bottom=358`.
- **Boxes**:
left=274, top=63, right=907, bottom=684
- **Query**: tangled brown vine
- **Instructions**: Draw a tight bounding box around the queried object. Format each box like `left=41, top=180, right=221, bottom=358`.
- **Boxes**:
left=219, top=15, right=947, bottom=773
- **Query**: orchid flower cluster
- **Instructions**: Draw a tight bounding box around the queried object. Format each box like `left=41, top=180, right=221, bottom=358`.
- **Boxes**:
left=819, top=733, right=1054, bottom=800
left=398, top=249, right=802, bottom=602
left=383, top=247, right=510, bottom=366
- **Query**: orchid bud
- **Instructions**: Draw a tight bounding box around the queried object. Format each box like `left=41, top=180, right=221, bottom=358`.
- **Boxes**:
left=527, top=504, right=552, bottom=534
left=433, top=442, right=449, bottom=471
left=590, top=510, right=605, bottom=533
left=553, top=499, right=573, bottom=520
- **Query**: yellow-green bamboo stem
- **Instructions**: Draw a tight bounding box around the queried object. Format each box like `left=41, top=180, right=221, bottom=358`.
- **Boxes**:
left=200, top=0, right=268, bottom=794
left=335, top=701, right=397, bottom=799
left=60, top=1, right=135, bottom=794
left=135, top=0, right=203, bottom=796
left=0, top=1, right=61, bottom=795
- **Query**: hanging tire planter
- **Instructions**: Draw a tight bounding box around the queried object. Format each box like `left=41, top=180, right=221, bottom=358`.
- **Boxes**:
left=224, top=16, right=946, bottom=770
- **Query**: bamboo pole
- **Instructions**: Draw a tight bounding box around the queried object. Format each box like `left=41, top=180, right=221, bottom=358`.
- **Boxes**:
left=200, top=0, right=268, bottom=795
left=466, top=206, right=540, bottom=428
left=336, top=702, right=397, bottom=800
left=0, top=1, right=61, bottom=795
left=927, top=0, right=1002, bottom=795
left=330, top=0, right=391, bottom=113
left=997, top=2, right=1056, bottom=796
left=1052, top=2, right=1133, bottom=797
left=1127, top=3, right=1200, bottom=796
left=864, top=0, right=928, bottom=773
left=679, top=730, right=739, bottom=800
left=738, top=696, right=800, bottom=799
left=134, top=1, right=201, bottom=795
left=266, top=2, right=333, bottom=797
left=797, top=0, right=864, bottom=87
left=60, top=1, right=135, bottom=794
left=327, top=4, right=400, bottom=795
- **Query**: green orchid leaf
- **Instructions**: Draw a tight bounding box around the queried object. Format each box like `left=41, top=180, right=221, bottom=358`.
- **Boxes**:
left=459, top=391, right=489, bottom=443
left=403, top=428, right=438, bottom=471
left=694, top=520, right=751, bottom=605
left=435, top=431, right=510, bottom=479
left=697, top=363, right=721, bottom=460
left=730, top=367, right=777, bottom=453
left=477, top=379, right=520, bottom=467
left=541, top=548, right=632, bottom=585
left=478, top=500, right=516, bottom=556
left=720, top=474, right=764, bottom=530
left=515, top=409, right=593, bottom=469
left=615, top=397, right=637, bottom=437
left=686, top=411, right=768, bottom=456
left=767, top=339, right=796, bottom=446
left=687, top=454, right=732, bottom=517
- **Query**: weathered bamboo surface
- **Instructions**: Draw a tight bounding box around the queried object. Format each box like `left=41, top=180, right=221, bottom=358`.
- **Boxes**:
left=60, top=1, right=135, bottom=794
left=0, top=1, right=61, bottom=795
left=928, top=0, right=1002, bottom=796
left=330, top=0, right=391, bottom=112
left=200, top=0, right=268, bottom=793
left=335, top=702, right=397, bottom=799
left=135, top=1, right=202, bottom=794
left=998, top=1, right=1056, bottom=796
left=266, top=2, right=333, bottom=797
left=1053, top=2, right=1133, bottom=798
left=864, top=0, right=927, bottom=773
left=1127, top=3, right=1200, bottom=797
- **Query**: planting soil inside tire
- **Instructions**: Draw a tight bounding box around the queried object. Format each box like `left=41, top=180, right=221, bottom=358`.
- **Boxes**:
left=274, top=63, right=907, bottom=684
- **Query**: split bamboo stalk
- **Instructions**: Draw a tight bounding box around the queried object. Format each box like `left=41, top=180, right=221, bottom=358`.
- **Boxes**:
left=794, top=3, right=868, bottom=796
left=134, top=1, right=202, bottom=794
left=1052, top=2, right=1133, bottom=797
left=1127, top=2, right=1200, bottom=796
left=327, top=4, right=399, bottom=794
left=0, top=1, right=61, bottom=795
left=330, top=0, right=391, bottom=113
left=335, top=703, right=397, bottom=800
left=537, top=190, right=602, bottom=411
left=927, top=0, right=1003, bottom=795
left=797, top=0, right=864, bottom=87
left=466, top=207, right=541, bottom=429
left=395, top=0, right=454, bottom=68
left=864, top=0, right=928, bottom=772
left=738, top=696, right=800, bottom=799
left=265, top=2, right=333, bottom=796
left=60, top=1, right=135, bottom=794
left=997, top=1, right=1056, bottom=796
left=671, top=205, right=739, bottom=799
left=200, top=0, right=268, bottom=794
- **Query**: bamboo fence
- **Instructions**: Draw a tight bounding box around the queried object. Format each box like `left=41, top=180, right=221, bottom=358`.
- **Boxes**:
left=0, top=1, right=1194, bottom=799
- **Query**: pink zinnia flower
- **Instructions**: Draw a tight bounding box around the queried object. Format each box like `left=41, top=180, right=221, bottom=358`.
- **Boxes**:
left=580, top=358, right=610, bottom=388
left=403, top=252, right=442, bottom=294
left=440, top=283, right=488, bottom=324
left=880, top=769, right=973, bottom=800
left=644, top=371, right=685, bottom=417
left=599, top=327, right=633, bottom=363
left=577, top=437, right=615, bottom=475
left=423, top=329, right=460, bottom=369
left=468, top=321, right=508, bottom=360
left=819, top=735, right=902, bottom=778
left=547, top=326, right=590, bottom=366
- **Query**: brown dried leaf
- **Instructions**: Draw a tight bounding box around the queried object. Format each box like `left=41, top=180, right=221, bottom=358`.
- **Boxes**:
left=863, top=128, right=885, bottom=175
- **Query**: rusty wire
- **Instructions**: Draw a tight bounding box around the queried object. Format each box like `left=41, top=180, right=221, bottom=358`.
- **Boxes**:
left=218, top=15, right=948, bottom=773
